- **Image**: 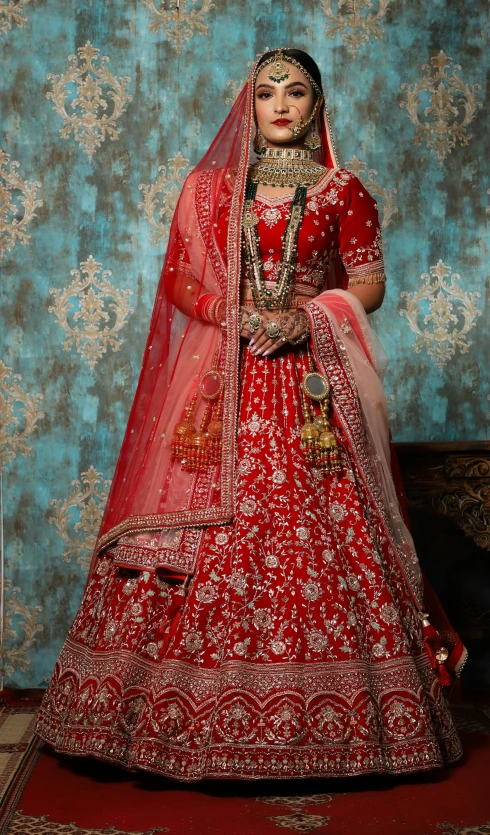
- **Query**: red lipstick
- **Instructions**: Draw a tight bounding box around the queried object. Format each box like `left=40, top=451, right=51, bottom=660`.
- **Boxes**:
left=273, top=119, right=292, bottom=126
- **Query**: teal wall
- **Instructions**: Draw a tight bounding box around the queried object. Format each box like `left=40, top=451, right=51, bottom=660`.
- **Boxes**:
left=0, top=0, right=488, bottom=686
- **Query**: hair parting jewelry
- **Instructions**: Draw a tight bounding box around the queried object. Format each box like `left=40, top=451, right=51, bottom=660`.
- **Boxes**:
left=267, top=50, right=291, bottom=84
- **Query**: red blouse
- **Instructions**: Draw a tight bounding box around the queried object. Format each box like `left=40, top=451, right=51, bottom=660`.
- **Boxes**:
left=219, top=167, right=385, bottom=297
left=167, top=168, right=385, bottom=317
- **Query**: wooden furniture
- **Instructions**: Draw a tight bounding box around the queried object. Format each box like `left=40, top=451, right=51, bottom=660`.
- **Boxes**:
left=395, top=441, right=490, bottom=691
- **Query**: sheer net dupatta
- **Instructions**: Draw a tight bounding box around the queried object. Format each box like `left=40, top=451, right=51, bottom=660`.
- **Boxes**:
left=87, top=81, right=254, bottom=579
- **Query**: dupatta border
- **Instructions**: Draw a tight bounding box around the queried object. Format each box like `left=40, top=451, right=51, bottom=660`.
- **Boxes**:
left=305, top=300, right=424, bottom=609
left=96, top=505, right=235, bottom=555
left=194, top=170, right=229, bottom=294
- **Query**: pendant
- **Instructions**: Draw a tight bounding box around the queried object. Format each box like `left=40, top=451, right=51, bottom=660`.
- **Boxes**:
left=242, top=206, right=260, bottom=228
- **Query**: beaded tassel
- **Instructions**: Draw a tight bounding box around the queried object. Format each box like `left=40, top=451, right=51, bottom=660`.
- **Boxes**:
left=171, top=372, right=224, bottom=472
left=299, top=351, right=342, bottom=476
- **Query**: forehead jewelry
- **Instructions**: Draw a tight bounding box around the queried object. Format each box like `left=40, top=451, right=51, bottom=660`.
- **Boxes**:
left=267, top=50, right=290, bottom=84
left=254, top=50, right=322, bottom=98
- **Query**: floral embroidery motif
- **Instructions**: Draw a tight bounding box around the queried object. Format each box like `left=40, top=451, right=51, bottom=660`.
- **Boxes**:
left=46, top=42, right=132, bottom=159
left=49, top=255, right=134, bottom=370
left=37, top=345, right=461, bottom=778
left=261, top=207, right=284, bottom=228
left=0, top=149, right=43, bottom=263
left=1, top=579, right=44, bottom=679
left=0, top=360, right=44, bottom=473
left=0, top=0, right=31, bottom=36
left=345, top=154, right=398, bottom=229
left=320, top=0, right=393, bottom=59
left=259, top=793, right=333, bottom=833
left=142, top=0, right=214, bottom=54
left=7, top=813, right=168, bottom=835
left=49, top=465, right=111, bottom=567
left=138, top=153, right=191, bottom=247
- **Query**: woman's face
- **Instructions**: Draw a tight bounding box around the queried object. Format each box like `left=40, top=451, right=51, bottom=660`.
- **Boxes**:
left=254, top=61, right=316, bottom=149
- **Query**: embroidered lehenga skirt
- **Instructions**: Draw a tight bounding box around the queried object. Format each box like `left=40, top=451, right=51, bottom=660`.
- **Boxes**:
left=35, top=343, right=462, bottom=780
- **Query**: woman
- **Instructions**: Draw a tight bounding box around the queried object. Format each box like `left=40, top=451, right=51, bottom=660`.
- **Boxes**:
left=36, top=49, right=466, bottom=781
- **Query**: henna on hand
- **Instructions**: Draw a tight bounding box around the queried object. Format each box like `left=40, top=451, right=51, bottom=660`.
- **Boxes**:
left=248, top=308, right=310, bottom=357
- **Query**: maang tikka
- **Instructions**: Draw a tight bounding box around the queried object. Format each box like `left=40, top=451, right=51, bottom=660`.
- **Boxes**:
left=267, top=50, right=290, bottom=84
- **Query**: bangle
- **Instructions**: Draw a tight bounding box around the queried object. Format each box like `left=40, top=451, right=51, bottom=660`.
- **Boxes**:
left=193, top=293, right=226, bottom=325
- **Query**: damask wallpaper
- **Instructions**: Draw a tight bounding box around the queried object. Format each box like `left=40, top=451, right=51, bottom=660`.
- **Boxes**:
left=0, top=0, right=488, bottom=687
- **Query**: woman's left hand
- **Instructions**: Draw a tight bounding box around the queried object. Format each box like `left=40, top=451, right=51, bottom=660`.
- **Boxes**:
left=249, top=308, right=310, bottom=357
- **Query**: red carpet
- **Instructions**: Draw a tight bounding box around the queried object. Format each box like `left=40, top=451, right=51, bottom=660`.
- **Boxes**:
left=1, top=698, right=490, bottom=834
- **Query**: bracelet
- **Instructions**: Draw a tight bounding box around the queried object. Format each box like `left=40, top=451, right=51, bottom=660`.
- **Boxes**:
left=347, top=271, right=386, bottom=288
left=193, top=293, right=226, bottom=325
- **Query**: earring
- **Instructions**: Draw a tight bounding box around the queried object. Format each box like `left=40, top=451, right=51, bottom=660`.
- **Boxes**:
left=253, top=128, right=267, bottom=155
left=304, top=122, right=321, bottom=151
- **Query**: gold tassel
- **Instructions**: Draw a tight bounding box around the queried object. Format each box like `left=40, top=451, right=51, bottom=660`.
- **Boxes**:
left=171, top=370, right=224, bottom=472
left=299, top=348, right=341, bottom=476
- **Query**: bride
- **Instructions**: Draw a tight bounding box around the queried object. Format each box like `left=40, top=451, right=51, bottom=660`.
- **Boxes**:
left=36, top=48, right=466, bottom=781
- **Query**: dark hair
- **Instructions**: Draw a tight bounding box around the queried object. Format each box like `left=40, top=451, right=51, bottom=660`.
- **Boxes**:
left=255, top=49, right=323, bottom=95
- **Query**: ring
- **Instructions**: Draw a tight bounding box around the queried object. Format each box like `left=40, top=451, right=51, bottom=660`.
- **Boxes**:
left=266, top=321, right=282, bottom=340
left=248, top=312, right=262, bottom=333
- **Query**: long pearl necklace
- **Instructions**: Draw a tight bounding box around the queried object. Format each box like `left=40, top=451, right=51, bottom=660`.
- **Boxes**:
left=242, top=175, right=307, bottom=311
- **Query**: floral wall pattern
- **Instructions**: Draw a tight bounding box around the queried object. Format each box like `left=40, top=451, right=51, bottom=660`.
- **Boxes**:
left=0, top=0, right=487, bottom=686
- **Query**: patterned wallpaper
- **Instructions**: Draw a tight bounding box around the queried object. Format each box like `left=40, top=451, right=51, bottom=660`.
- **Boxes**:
left=0, top=0, right=488, bottom=687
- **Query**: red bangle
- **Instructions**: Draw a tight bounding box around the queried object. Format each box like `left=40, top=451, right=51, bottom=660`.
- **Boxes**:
left=193, top=293, right=225, bottom=325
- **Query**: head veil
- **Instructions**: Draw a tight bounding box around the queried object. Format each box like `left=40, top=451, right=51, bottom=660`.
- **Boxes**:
left=87, top=49, right=339, bottom=580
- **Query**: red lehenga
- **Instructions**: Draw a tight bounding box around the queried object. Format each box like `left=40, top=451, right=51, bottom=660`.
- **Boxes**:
left=36, top=58, right=466, bottom=781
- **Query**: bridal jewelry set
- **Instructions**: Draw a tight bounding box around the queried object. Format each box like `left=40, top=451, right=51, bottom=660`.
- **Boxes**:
left=249, top=148, right=325, bottom=190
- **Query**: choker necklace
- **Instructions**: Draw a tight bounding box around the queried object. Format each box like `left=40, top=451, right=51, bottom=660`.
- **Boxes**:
left=249, top=147, right=325, bottom=189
